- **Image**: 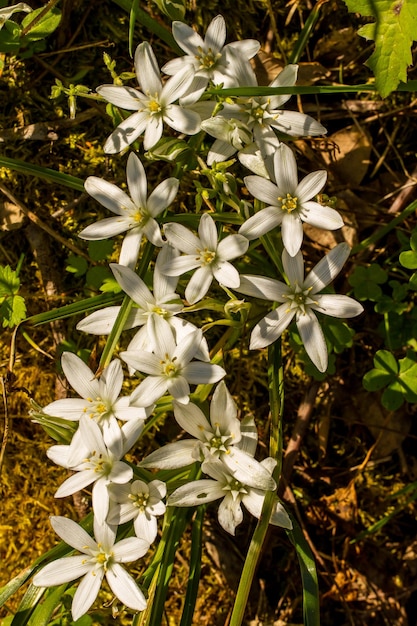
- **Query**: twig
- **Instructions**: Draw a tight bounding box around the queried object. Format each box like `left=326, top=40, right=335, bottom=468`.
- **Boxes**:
left=279, top=381, right=320, bottom=495
left=0, top=376, right=9, bottom=473
left=0, top=183, right=90, bottom=261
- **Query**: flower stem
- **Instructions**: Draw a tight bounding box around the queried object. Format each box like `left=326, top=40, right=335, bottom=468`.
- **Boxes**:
left=229, top=340, right=283, bottom=626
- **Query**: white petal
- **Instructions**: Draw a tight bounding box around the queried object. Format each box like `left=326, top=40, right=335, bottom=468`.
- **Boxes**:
left=112, top=537, right=149, bottom=562
left=42, top=398, right=88, bottom=421
left=312, top=294, right=363, bottom=318
left=97, top=85, right=144, bottom=110
left=79, top=216, right=133, bottom=240
left=55, top=470, right=97, bottom=498
left=72, top=569, right=103, bottom=621
left=167, top=376, right=190, bottom=404
left=164, top=222, right=201, bottom=254
left=296, top=310, right=328, bottom=372
left=126, top=153, right=147, bottom=208
left=61, top=352, right=99, bottom=400
left=223, top=448, right=276, bottom=491
left=173, top=401, right=211, bottom=440
left=172, top=21, right=204, bottom=56
left=143, top=115, right=163, bottom=151
left=140, top=440, right=198, bottom=469
left=135, top=42, right=162, bottom=95
left=168, top=480, right=224, bottom=506
left=296, top=170, right=327, bottom=202
left=250, top=305, right=295, bottom=349
left=205, top=15, right=226, bottom=52
left=33, top=556, right=91, bottom=587
left=106, top=565, right=148, bottom=611
left=110, top=264, right=153, bottom=309
left=301, top=201, right=344, bottom=231
left=270, top=110, right=326, bottom=137
left=134, top=513, right=158, bottom=544
left=218, top=493, right=243, bottom=535
left=304, top=243, right=350, bottom=293
left=273, top=143, right=298, bottom=194
left=120, top=350, right=161, bottom=375
left=164, top=104, right=201, bottom=135
left=100, top=359, right=123, bottom=403
left=130, top=376, right=169, bottom=406
left=270, top=501, right=293, bottom=529
left=84, top=177, right=134, bottom=215
left=148, top=177, right=179, bottom=217
left=210, top=382, right=239, bottom=436
left=239, top=206, right=282, bottom=241
left=282, top=248, right=304, bottom=285
left=244, top=175, right=279, bottom=205
left=281, top=213, right=303, bottom=257
left=183, top=362, right=226, bottom=384
left=212, top=260, right=241, bottom=288
left=185, top=266, right=213, bottom=304
left=198, top=213, right=218, bottom=250
left=103, top=111, right=149, bottom=154
left=217, top=234, right=249, bottom=261
left=235, top=274, right=288, bottom=302
left=50, top=516, right=97, bottom=552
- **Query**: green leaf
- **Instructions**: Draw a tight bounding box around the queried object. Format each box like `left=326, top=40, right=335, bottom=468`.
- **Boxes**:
left=399, top=249, right=417, bottom=269
left=0, top=265, right=20, bottom=296
left=0, top=20, right=21, bottom=52
left=65, top=255, right=88, bottom=277
left=20, top=6, right=61, bottom=43
left=87, top=239, right=113, bottom=262
left=85, top=266, right=112, bottom=290
left=150, top=0, right=186, bottom=21
left=344, top=0, right=417, bottom=97
left=348, top=264, right=388, bottom=300
left=0, top=294, right=26, bottom=327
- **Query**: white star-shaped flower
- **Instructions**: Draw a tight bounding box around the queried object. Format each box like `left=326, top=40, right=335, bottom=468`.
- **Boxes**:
left=108, top=479, right=166, bottom=544
left=97, top=42, right=201, bottom=153
left=47, top=417, right=143, bottom=523
left=121, top=326, right=225, bottom=405
left=42, top=352, right=148, bottom=448
left=162, top=15, right=260, bottom=104
left=240, top=143, right=344, bottom=256
left=33, top=516, right=149, bottom=621
left=163, top=213, right=249, bottom=304
left=235, top=243, right=364, bottom=372
left=80, top=153, right=179, bottom=268
left=169, top=457, right=292, bottom=536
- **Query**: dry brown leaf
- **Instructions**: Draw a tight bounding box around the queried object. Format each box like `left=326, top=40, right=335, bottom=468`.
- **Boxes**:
left=0, top=200, right=24, bottom=231
left=321, top=126, right=372, bottom=186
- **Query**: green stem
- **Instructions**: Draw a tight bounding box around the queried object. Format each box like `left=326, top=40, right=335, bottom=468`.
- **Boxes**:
left=229, top=341, right=284, bottom=626
left=98, top=241, right=154, bottom=369
left=352, top=199, right=417, bottom=255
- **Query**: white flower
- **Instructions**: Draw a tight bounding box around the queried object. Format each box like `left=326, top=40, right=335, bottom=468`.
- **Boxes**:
left=76, top=245, right=210, bottom=362
left=47, top=416, right=143, bottom=523
left=0, top=3, right=32, bottom=29
left=97, top=42, right=201, bottom=153
left=138, top=381, right=269, bottom=489
left=80, top=153, right=179, bottom=268
left=235, top=243, right=364, bottom=371
left=169, top=458, right=292, bottom=536
left=33, top=516, right=149, bottom=621
left=163, top=213, right=249, bottom=304
left=42, top=353, right=148, bottom=448
left=240, top=143, right=344, bottom=256
left=202, top=59, right=326, bottom=161
left=121, top=326, right=225, bottom=406
left=108, top=479, right=166, bottom=544
left=162, top=15, right=260, bottom=104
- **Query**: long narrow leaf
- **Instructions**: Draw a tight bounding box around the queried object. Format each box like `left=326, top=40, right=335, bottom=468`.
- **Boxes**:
left=287, top=519, right=320, bottom=626
left=0, top=156, right=84, bottom=192
left=179, top=506, right=204, bottom=626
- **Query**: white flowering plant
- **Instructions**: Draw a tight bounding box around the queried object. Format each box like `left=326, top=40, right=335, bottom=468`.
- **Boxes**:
left=4, top=3, right=415, bottom=625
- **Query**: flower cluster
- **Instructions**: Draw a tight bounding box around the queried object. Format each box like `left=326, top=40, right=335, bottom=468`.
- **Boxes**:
left=32, top=14, right=363, bottom=622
